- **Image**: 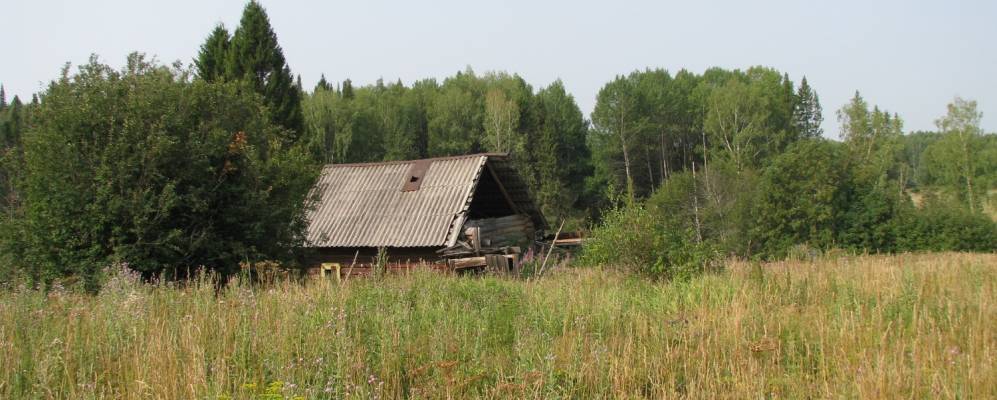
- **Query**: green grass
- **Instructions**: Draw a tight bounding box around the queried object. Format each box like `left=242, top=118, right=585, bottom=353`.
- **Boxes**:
left=1, top=252, right=995, bottom=399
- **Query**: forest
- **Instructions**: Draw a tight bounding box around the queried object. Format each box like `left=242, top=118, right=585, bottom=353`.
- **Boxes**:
left=3, top=2, right=997, bottom=398
left=0, top=1, right=995, bottom=288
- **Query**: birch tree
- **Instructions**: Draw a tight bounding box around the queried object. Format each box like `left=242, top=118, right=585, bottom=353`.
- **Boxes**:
left=483, top=88, right=519, bottom=153
left=704, top=78, right=769, bottom=173
left=592, top=76, right=647, bottom=200
left=933, top=97, right=983, bottom=212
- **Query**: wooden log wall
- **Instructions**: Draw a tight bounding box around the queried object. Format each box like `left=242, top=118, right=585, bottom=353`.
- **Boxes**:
left=463, top=214, right=535, bottom=250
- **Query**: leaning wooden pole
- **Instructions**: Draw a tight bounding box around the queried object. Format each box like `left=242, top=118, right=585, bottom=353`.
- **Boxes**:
left=342, top=250, right=359, bottom=284
left=537, top=220, right=565, bottom=278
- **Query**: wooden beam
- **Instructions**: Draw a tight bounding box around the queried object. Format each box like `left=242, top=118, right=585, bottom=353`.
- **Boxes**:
left=485, top=162, right=523, bottom=215
left=448, top=256, right=487, bottom=270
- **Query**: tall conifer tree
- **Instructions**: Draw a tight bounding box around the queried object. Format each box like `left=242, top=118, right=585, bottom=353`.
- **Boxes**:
left=341, top=79, right=354, bottom=99
left=315, top=74, right=332, bottom=92
left=227, top=1, right=303, bottom=137
left=793, top=77, right=823, bottom=138
left=194, top=24, right=231, bottom=82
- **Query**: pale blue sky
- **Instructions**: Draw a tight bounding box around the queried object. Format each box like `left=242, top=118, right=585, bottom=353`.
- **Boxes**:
left=3, top=0, right=995, bottom=137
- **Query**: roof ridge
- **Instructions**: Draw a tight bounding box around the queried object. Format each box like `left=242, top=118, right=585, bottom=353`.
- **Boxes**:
left=323, top=153, right=508, bottom=168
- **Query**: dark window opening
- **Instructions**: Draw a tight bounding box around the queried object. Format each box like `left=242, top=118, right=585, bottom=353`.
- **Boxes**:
left=467, top=167, right=517, bottom=219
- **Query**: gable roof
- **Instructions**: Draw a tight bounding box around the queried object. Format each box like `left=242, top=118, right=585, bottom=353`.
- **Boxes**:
left=304, top=153, right=546, bottom=248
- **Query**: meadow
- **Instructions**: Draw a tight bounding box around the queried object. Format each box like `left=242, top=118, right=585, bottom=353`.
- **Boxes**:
left=1, top=252, right=995, bottom=399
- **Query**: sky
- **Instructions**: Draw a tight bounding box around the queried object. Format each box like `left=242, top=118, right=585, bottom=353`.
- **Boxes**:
left=2, top=0, right=996, bottom=138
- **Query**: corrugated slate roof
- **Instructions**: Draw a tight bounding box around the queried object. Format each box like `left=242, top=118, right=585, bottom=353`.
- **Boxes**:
left=304, top=154, right=507, bottom=248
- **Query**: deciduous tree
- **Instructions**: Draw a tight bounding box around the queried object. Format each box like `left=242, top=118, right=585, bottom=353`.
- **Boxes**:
left=592, top=75, right=646, bottom=200
left=5, top=55, right=316, bottom=288
left=932, top=97, right=983, bottom=212
left=704, top=77, right=769, bottom=173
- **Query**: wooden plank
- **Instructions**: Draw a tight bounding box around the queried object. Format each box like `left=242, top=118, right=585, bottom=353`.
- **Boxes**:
left=470, top=226, right=481, bottom=252
left=449, top=256, right=487, bottom=270
left=485, top=254, right=515, bottom=273
left=468, top=214, right=531, bottom=228
left=553, top=237, right=584, bottom=246
left=485, top=162, right=523, bottom=215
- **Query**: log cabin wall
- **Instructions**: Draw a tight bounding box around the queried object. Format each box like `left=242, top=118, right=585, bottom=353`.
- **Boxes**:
left=303, top=247, right=441, bottom=274
left=463, top=214, right=535, bottom=250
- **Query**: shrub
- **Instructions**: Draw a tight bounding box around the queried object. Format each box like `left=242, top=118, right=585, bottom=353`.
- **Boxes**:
left=751, top=139, right=849, bottom=259
left=897, top=197, right=997, bottom=252
left=578, top=201, right=718, bottom=280
left=1, top=54, right=317, bottom=289
left=647, top=164, right=760, bottom=257
left=837, top=182, right=908, bottom=253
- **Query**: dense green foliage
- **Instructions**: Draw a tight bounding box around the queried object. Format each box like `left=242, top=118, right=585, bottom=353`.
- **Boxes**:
left=793, top=77, right=823, bottom=138
left=0, top=90, right=27, bottom=207
left=581, top=88, right=995, bottom=269
left=195, top=1, right=304, bottom=136
left=753, top=140, right=849, bottom=256
left=0, top=56, right=316, bottom=288
left=1, top=0, right=995, bottom=287
left=297, top=70, right=592, bottom=222
left=578, top=200, right=717, bottom=280
left=586, top=67, right=801, bottom=203
left=193, top=25, right=230, bottom=83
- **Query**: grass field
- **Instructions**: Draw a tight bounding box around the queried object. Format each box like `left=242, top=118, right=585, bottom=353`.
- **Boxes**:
left=1, top=252, right=995, bottom=399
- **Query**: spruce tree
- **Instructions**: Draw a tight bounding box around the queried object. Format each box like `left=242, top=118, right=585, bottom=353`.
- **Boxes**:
left=227, top=1, right=304, bottom=138
left=793, top=77, right=824, bottom=138
left=1, top=96, right=23, bottom=153
left=0, top=85, right=6, bottom=110
left=194, top=24, right=231, bottom=82
left=342, top=79, right=354, bottom=99
left=315, top=74, right=332, bottom=92
left=8, top=96, right=22, bottom=136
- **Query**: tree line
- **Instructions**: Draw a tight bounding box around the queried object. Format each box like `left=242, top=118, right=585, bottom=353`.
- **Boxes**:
left=297, top=70, right=591, bottom=223
left=0, top=0, right=994, bottom=287
left=581, top=89, right=997, bottom=278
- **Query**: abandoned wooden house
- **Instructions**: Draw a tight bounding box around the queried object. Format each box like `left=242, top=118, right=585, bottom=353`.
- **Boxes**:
left=302, top=153, right=547, bottom=277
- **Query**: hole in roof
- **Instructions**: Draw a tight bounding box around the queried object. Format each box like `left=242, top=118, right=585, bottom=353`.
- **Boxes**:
left=402, top=159, right=432, bottom=192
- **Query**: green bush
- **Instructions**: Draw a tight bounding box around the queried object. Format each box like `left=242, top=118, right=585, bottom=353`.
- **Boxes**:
left=1, top=55, right=317, bottom=289
left=837, top=182, right=908, bottom=253
left=647, top=164, right=760, bottom=257
left=751, top=139, right=849, bottom=259
left=578, top=201, right=718, bottom=280
left=897, top=197, right=997, bottom=252
left=578, top=203, right=658, bottom=270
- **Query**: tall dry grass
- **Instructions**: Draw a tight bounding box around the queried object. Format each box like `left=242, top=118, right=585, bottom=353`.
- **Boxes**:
left=0, top=252, right=994, bottom=399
